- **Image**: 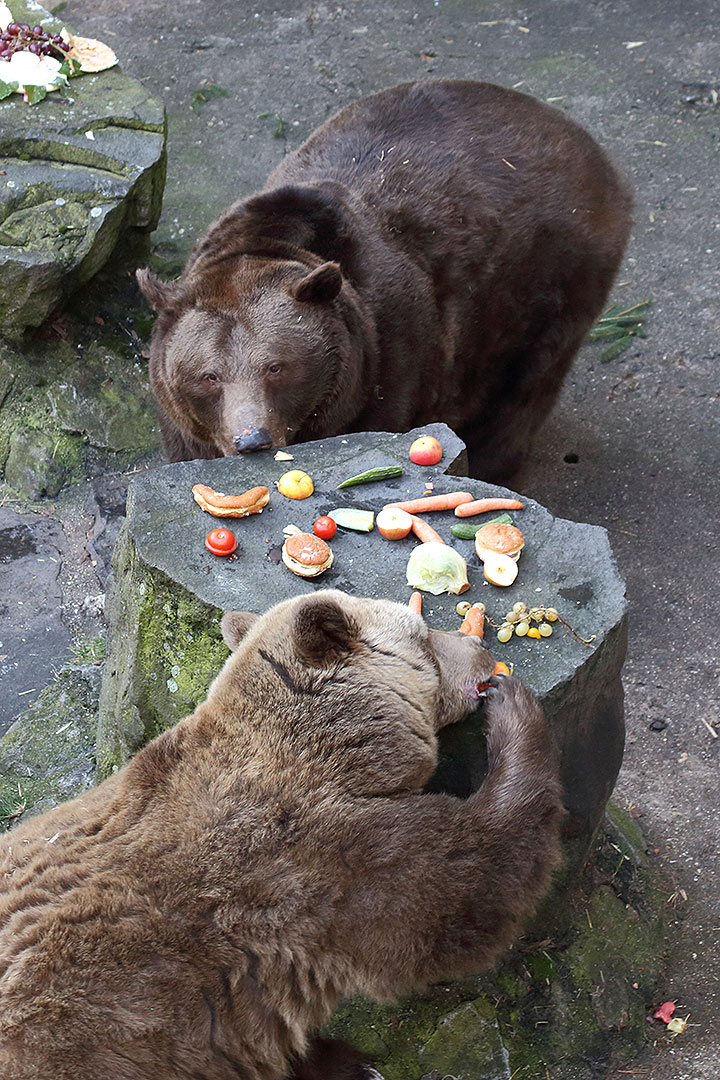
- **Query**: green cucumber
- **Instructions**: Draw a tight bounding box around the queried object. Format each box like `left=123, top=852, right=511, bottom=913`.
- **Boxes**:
left=450, top=513, right=514, bottom=540
left=337, top=465, right=403, bottom=489
left=328, top=508, right=375, bottom=532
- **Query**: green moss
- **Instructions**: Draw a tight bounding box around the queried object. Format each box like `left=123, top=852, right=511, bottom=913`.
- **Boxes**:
left=0, top=667, right=100, bottom=830
left=96, top=529, right=229, bottom=778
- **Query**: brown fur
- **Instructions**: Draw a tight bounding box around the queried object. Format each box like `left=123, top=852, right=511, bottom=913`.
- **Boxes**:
left=0, top=591, right=562, bottom=1079
left=138, top=79, right=631, bottom=481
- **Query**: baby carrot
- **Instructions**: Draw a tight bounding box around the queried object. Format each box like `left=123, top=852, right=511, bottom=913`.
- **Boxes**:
left=384, top=492, right=473, bottom=514
left=410, top=515, right=446, bottom=545
left=454, top=497, right=524, bottom=518
left=408, top=591, right=423, bottom=615
left=459, top=607, right=485, bottom=637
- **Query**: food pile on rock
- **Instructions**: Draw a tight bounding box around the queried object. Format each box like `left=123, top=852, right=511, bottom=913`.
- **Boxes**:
left=187, top=432, right=588, bottom=663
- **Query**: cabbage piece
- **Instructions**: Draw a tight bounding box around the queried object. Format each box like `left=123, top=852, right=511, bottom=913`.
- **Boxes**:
left=406, top=541, right=470, bottom=595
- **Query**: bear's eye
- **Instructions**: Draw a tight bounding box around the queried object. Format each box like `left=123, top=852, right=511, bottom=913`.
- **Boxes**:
left=202, top=372, right=220, bottom=384
left=266, top=362, right=283, bottom=377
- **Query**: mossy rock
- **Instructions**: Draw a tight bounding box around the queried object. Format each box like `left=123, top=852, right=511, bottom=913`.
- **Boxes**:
left=0, top=335, right=160, bottom=499
left=0, top=0, right=167, bottom=337
left=0, top=665, right=100, bottom=829
left=322, top=810, right=666, bottom=1080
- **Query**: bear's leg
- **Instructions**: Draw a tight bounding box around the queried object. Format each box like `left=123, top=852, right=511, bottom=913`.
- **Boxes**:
left=460, top=322, right=596, bottom=483
left=286, top=1035, right=382, bottom=1080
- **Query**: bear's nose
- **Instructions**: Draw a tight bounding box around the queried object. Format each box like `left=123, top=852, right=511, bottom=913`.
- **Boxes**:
left=234, top=427, right=274, bottom=453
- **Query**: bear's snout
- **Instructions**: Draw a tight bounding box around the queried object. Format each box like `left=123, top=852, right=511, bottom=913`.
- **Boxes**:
left=234, top=427, right=274, bottom=453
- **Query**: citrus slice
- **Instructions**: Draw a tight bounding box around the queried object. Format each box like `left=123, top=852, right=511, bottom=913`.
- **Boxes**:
left=66, top=34, right=117, bottom=73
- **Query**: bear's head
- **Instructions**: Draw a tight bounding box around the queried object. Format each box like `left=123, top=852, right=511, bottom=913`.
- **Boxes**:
left=210, top=590, right=495, bottom=797
left=137, top=186, right=374, bottom=459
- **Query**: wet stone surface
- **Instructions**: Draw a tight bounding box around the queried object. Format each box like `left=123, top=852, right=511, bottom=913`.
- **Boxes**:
left=0, top=506, right=72, bottom=734
left=99, top=422, right=628, bottom=872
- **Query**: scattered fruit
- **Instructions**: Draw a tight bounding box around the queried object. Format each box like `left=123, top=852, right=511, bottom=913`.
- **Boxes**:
left=277, top=470, right=314, bottom=499
left=482, top=551, right=519, bottom=586
left=408, top=435, right=443, bottom=466
left=376, top=506, right=413, bottom=540
left=538, top=622, right=553, bottom=637
left=515, top=620, right=530, bottom=637
left=0, top=21, right=71, bottom=62
left=337, top=465, right=403, bottom=488
left=493, top=661, right=511, bottom=677
left=497, top=624, right=514, bottom=643
left=456, top=601, right=472, bottom=616
left=527, top=627, right=541, bottom=639
left=205, top=528, right=238, bottom=556
left=313, top=515, right=337, bottom=540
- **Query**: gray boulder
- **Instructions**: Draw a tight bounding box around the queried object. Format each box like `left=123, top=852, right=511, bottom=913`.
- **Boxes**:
left=0, top=0, right=166, bottom=338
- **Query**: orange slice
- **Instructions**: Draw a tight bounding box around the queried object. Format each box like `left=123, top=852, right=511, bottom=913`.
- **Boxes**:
left=66, top=34, right=118, bottom=73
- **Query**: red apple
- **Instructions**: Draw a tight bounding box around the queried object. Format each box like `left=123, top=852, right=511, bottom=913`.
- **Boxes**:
left=408, top=435, right=443, bottom=466
left=376, top=506, right=414, bottom=540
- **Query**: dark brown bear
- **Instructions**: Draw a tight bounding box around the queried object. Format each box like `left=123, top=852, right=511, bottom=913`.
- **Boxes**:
left=138, top=79, right=632, bottom=481
left=0, top=590, right=562, bottom=1080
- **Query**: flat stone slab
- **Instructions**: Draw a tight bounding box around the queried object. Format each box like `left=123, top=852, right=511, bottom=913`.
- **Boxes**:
left=99, top=423, right=627, bottom=871
left=0, top=0, right=166, bottom=337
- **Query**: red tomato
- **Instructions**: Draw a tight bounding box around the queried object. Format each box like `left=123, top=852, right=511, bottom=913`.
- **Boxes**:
left=205, top=528, right=238, bottom=555
left=313, top=516, right=337, bottom=540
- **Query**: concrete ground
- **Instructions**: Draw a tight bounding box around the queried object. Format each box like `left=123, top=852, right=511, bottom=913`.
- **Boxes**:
left=24, top=0, right=720, bottom=1074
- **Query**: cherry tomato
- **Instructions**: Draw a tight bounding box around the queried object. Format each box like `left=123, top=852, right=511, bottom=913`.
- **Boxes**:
left=313, top=516, right=337, bottom=540
left=205, top=528, right=238, bottom=556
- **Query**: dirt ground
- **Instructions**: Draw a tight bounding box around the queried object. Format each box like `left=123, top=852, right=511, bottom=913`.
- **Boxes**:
left=14, top=0, right=720, bottom=1075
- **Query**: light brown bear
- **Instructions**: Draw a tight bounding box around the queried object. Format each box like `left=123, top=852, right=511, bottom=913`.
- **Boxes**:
left=138, top=79, right=632, bottom=481
left=0, top=591, right=562, bottom=1080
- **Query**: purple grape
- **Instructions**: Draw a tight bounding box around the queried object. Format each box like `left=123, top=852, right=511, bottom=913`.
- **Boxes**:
left=33, top=25, right=43, bottom=34
left=7, top=22, right=19, bottom=33
left=28, top=42, right=40, bottom=53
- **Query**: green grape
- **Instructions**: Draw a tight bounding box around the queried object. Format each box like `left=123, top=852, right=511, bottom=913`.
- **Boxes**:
left=515, top=621, right=530, bottom=637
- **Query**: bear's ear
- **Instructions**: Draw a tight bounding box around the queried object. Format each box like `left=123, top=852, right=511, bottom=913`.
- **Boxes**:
left=292, top=262, right=343, bottom=303
left=221, top=611, right=259, bottom=651
left=136, top=268, right=180, bottom=312
left=292, top=595, right=359, bottom=666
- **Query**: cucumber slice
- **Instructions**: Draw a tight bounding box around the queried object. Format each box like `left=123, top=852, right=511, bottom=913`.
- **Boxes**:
left=328, top=508, right=375, bottom=532
left=450, top=513, right=514, bottom=540
left=337, top=465, right=403, bottom=489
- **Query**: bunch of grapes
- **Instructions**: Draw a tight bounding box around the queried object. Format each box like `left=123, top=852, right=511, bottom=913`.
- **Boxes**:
left=0, top=22, right=71, bottom=63
left=496, top=602, right=558, bottom=643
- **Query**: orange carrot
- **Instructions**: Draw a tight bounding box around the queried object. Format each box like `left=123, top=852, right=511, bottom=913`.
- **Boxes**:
left=408, top=591, right=423, bottom=615
left=477, top=660, right=511, bottom=692
left=459, top=607, right=485, bottom=637
left=384, top=492, right=473, bottom=514
left=410, top=515, right=446, bottom=545
left=454, top=497, right=524, bottom=518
